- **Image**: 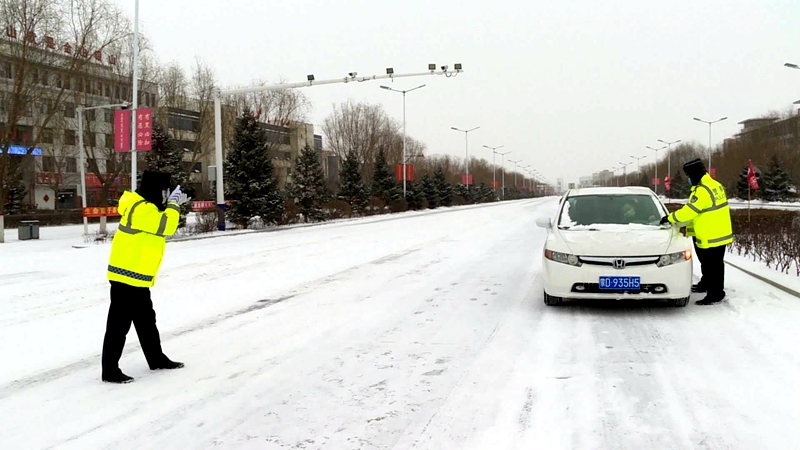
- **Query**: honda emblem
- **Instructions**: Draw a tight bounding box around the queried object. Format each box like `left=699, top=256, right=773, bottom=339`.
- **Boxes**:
left=612, top=259, right=626, bottom=269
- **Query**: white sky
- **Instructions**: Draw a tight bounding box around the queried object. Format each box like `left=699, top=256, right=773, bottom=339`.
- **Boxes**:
left=112, top=0, right=800, bottom=185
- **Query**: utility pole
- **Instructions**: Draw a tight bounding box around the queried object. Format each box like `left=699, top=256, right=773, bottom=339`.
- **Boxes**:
left=508, top=159, right=522, bottom=192
left=452, top=126, right=480, bottom=192
left=496, top=151, right=511, bottom=199
left=381, top=84, right=426, bottom=198
left=483, top=144, right=504, bottom=195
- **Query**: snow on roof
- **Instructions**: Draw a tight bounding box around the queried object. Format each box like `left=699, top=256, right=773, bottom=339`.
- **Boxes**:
left=566, top=186, right=656, bottom=197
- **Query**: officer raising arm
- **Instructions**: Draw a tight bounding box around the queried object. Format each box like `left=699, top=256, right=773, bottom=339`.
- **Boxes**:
left=102, top=170, right=190, bottom=383
left=660, top=159, right=733, bottom=305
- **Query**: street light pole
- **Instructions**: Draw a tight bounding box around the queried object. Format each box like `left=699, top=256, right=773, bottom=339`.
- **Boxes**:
left=130, top=0, right=140, bottom=191
left=509, top=159, right=521, bottom=191
left=646, top=145, right=667, bottom=194
left=618, top=161, right=631, bottom=185
left=496, top=151, right=511, bottom=199
left=630, top=155, right=647, bottom=184
left=452, top=126, right=480, bottom=191
left=381, top=84, right=426, bottom=198
left=693, top=117, right=727, bottom=172
left=483, top=144, right=503, bottom=195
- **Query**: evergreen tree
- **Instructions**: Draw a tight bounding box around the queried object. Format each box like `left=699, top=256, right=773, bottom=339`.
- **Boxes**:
left=370, top=148, right=398, bottom=204
left=763, top=155, right=792, bottom=202
left=421, top=173, right=438, bottom=209
left=434, top=167, right=453, bottom=207
left=736, top=166, right=761, bottom=200
left=405, top=180, right=424, bottom=210
left=338, top=153, right=369, bottom=212
left=668, top=171, right=690, bottom=199
left=289, top=144, right=329, bottom=222
left=454, top=183, right=471, bottom=204
left=224, top=108, right=284, bottom=228
left=2, top=158, right=27, bottom=214
left=476, top=183, right=495, bottom=203
left=145, top=122, right=190, bottom=226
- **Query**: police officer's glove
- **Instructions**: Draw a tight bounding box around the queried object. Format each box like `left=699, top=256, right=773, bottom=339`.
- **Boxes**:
left=167, top=185, right=190, bottom=205
left=659, top=215, right=670, bottom=225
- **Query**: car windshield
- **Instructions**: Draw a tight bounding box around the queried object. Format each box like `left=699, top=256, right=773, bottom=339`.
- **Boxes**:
left=558, top=194, right=664, bottom=228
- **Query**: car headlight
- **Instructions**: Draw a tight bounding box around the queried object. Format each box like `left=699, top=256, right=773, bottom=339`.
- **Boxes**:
left=657, top=249, right=692, bottom=267
left=545, top=249, right=582, bottom=267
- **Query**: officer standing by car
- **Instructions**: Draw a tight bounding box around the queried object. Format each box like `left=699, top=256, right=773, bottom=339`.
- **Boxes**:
left=660, top=158, right=733, bottom=305
left=101, top=170, right=190, bottom=383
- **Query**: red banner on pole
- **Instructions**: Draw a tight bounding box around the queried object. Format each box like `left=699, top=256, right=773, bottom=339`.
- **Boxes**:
left=664, top=175, right=671, bottom=191
left=114, top=110, right=131, bottom=152
left=135, top=108, right=153, bottom=151
left=395, top=164, right=414, bottom=181
left=652, top=177, right=661, bottom=186
left=710, top=167, right=717, bottom=179
left=747, top=160, right=759, bottom=190
left=461, top=174, right=474, bottom=186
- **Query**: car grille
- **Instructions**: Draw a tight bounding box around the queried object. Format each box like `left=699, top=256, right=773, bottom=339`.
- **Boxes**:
left=570, top=283, right=669, bottom=294
left=578, top=256, right=660, bottom=267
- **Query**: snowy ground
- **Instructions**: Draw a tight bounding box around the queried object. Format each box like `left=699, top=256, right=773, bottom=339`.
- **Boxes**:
left=2, top=198, right=800, bottom=449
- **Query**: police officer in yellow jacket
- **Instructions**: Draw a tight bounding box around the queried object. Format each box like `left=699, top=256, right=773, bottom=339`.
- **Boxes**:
left=660, top=159, right=733, bottom=305
left=102, top=170, right=190, bottom=383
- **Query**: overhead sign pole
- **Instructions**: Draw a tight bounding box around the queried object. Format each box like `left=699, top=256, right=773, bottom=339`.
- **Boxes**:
left=212, top=64, right=464, bottom=230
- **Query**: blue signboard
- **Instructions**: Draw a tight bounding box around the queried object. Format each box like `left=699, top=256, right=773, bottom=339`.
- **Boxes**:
left=1, top=145, right=43, bottom=156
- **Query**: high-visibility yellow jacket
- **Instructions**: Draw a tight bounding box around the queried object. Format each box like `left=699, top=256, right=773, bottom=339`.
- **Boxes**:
left=668, top=173, right=733, bottom=249
left=107, top=191, right=180, bottom=287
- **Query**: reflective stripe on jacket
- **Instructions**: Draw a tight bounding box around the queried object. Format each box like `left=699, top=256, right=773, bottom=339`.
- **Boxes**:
left=668, top=173, right=733, bottom=249
left=107, top=191, right=180, bottom=287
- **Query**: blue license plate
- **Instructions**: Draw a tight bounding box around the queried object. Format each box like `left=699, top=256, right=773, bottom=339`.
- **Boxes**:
left=599, top=276, right=641, bottom=290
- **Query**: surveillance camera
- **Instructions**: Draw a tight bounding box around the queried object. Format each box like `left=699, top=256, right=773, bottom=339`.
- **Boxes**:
left=348, top=72, right=358, bottom=78
left=441, top=65, right=448, bottom=71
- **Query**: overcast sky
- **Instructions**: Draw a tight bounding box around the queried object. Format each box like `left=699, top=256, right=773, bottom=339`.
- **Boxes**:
left=112, top=0, right=799, bottom=185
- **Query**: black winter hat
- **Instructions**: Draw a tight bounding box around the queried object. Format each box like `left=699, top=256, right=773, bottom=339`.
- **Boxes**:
left=682, top=158, right=707, bottom=182
left=137, top=170, right=171, bottom=209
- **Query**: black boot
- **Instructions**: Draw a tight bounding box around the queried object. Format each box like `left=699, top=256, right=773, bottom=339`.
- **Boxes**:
left=696, top=291, right=725, bottom=305
left=150, top=357, right=184, bottom=370
left=102, top=370, right=134, bottom=384
left=691, top=282, right=707, bottom=293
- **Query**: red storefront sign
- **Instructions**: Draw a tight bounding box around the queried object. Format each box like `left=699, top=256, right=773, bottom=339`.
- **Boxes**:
left=85, top=173, right=130, bottom=187
left=461, top=174, right=474, bottom=186
left=35, top=172, right=62, bottom=185
left=135, top=108, right=153, bottom=150
left=395, top=164, right=414, bottom=181
left=83, top=206, right=120, bottom=218
left=114, top=110, right=131, bottom=152
left=191, top=200, right=231, bottom=211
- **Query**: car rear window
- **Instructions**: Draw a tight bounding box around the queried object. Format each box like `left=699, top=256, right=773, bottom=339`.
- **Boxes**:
left=559, top=194, right=663, bottom=227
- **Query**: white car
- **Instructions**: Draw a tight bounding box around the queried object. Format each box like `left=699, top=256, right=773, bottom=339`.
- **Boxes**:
left=536, top=186, right=693, bottom=307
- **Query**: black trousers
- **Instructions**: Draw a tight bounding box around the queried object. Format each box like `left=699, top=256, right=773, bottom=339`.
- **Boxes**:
left=694, top=240, right=727, bottom=296
left=102, top=281, right=165, bottom=373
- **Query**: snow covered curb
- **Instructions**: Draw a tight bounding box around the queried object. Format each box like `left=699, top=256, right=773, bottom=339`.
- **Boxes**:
left=166, top=198, right=554, bottom=244
left=724, top=254, right=800, bottom=299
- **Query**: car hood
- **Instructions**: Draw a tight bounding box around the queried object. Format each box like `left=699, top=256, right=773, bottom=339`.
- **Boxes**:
left=557, top=224, right=675, bottom=256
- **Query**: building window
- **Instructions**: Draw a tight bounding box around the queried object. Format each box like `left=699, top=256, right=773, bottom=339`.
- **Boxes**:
left=115, top=85, right=120, bottom=99
left=41, top=71, right=48, bottom=86
left=65, top=130, right=76, bottom=145
left=175, top=140, right=195, bottom=152
left=64, top=102, right=75, bottom=118
left=86, top=109, right=95, bottom=122
left=105, top=133, right=113, bottom=148
left=41, top=128, right=53, bottom=144
left=168, top=115, right=199, bottom=132
left=42, top=156, right=55, bottom=172
left=66, top=157, right=77, bottom=173
left=1, top=61, right=11, bottom=79
left=105, top=109, right=113, bottom=123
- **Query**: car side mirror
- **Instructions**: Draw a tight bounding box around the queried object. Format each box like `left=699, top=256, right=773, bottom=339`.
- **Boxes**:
left=536, top=217, right=552, bottom=228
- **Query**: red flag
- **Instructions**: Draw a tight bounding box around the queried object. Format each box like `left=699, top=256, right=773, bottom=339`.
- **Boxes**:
left=747, top=160, right=759, bottom=190
left=664, top=175, right=671, bottom=191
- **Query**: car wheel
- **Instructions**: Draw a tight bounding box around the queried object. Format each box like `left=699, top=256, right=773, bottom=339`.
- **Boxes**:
left=544, top=291, right=563, bottom=306
left=670, top=297, right=690, bottom=307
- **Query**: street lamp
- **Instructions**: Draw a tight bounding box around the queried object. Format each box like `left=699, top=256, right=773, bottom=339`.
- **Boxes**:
left=693, top=117, right=727, bottom=172
left=77, top=102, right=130, bottom=235
left=646, top=145, right=667, bottom=194
left=630, top=155, right=647, bottom=184
left=380, top=84, right=426, bottom=198
left=618, top=161, right=631, bottom=186
left=452, top=126, right=480, bottom=190
left=657, top=139, right=681, bottom=190
left=496, top=150, right=511, bottom=199
left=508, top=159, right=522, bottom=192
left=483, top=144, right=504, bottom=194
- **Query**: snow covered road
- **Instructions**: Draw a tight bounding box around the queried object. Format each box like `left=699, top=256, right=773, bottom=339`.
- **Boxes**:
left=2, top=198, right=800, bottom=449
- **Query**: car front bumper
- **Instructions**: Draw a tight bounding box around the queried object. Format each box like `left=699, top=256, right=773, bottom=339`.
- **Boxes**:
left=541, top=257, right=692, bottom=300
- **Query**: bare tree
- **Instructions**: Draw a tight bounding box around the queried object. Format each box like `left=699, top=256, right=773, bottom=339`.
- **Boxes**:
left=0, top=0, right=129, bottom=239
